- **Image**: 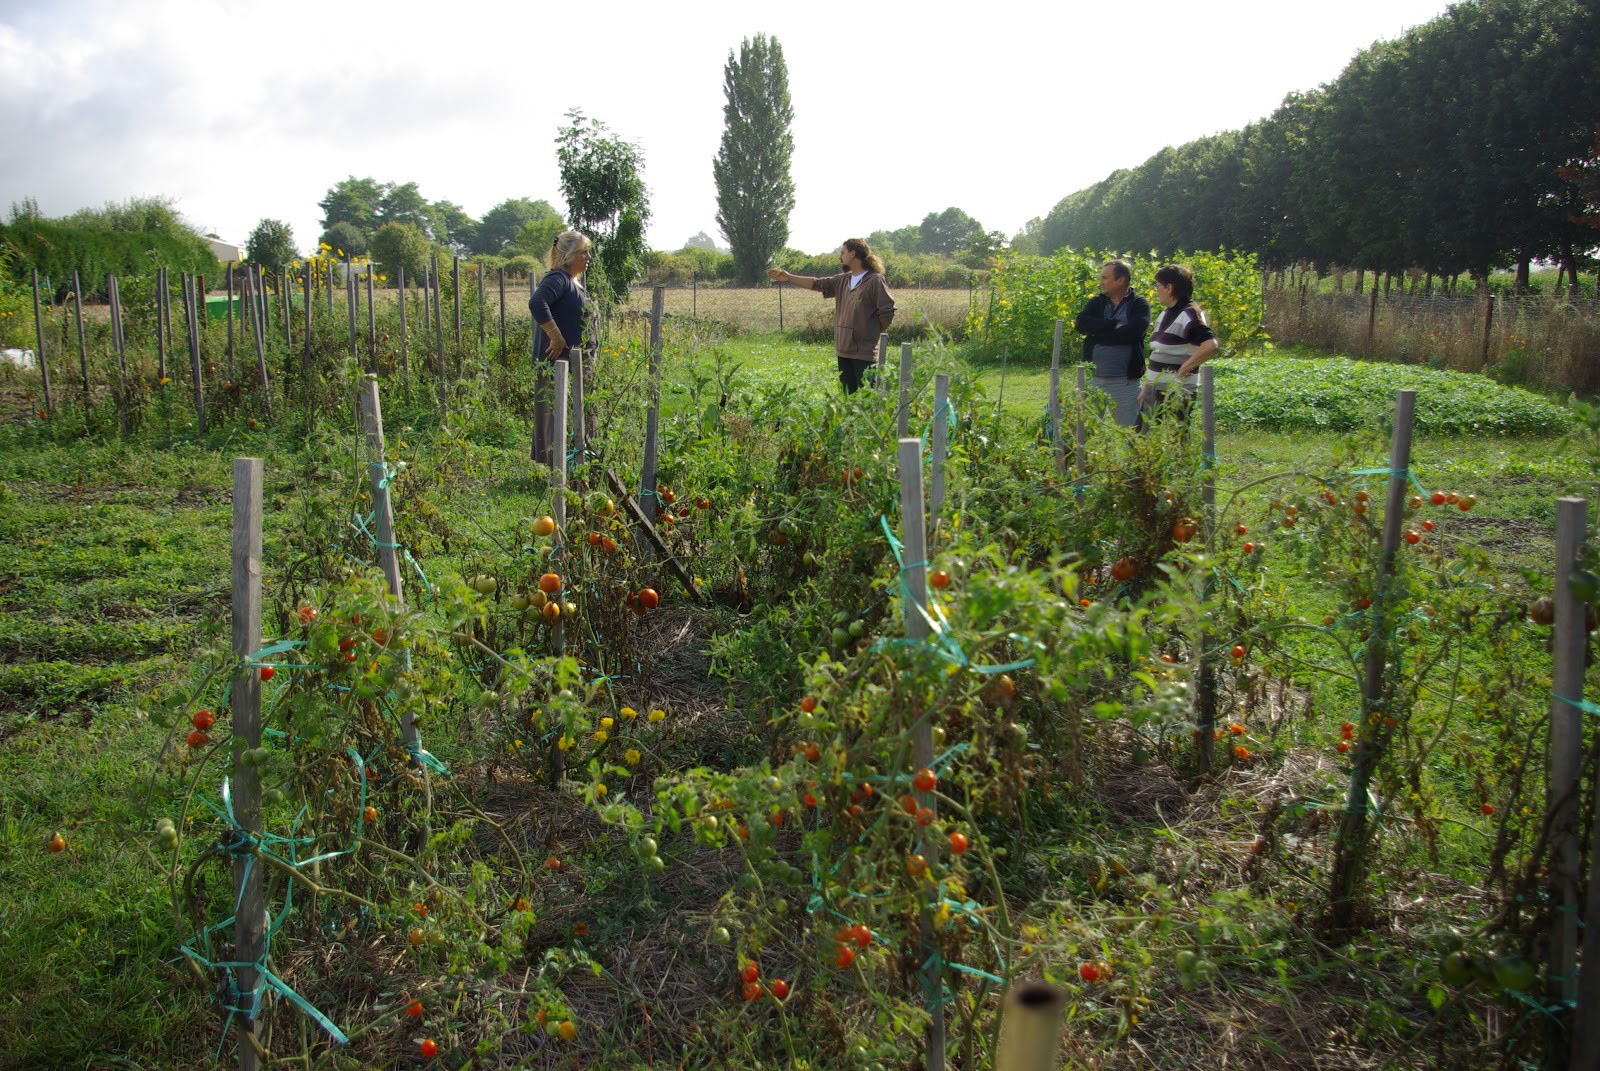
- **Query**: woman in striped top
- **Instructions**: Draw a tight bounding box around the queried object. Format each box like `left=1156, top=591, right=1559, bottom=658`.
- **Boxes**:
left=1137, top=264, right=1218, bottom=425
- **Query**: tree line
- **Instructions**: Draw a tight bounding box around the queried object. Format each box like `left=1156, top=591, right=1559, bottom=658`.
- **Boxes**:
left=1021, top=0, right=1600, bottom=289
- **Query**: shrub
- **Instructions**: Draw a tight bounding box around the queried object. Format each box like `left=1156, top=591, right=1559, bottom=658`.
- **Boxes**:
left=0, top=219, right=218, bottom=300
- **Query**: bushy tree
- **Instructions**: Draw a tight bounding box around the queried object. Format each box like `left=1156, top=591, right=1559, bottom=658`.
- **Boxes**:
left=246, top=219, right=298, bottom=268
left=475, top=198, right=561, bottom=254
left=430, top=200, right=476, bottom=250
left=320, top=221, right=368, bottom=260
left=556, top=109, right=650, bottom=304
left=377, top=182, right=433, bottom=234
left=919, top=207, right=985, bottom=255
left=713, top=34, right=796, bottom=284
left=369, top=222, right=431, bottom=282
left=511, top=211, right=567, bottom=263
left=318, top=177, right=386, bottom=233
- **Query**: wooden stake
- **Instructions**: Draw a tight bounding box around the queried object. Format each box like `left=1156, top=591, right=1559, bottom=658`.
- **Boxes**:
left=639, top=287, right=665, bottom=520
left=876, top=332, right=890, bottom=393
left=226, top=264, right=236, bottom=377
left=994, top=984, right=1068, bottom=1071
left=360, top=376, right=420, bottom=762
left=245, top=271, right=273, bottom=420
left=498, top=268, right=506, bottom=356
left=551, top=358, right=569, bottom=659
left=897, top=343, right=914, bottom=438
left=452, top=256, right=461, bottom=349
left=30, top=268, right=52, bottom=413
left=229, top=457, right=265, bottom=1071
left=109, top=275, right=128, bottom=437
left=366, top=269, right=376, bottom=367
left=570, top=346, right=586, bottom=464
left=345, top=271, right=358, bottom=366
left=155, top=266, right=168, bottom=381
left=1195, top=366, right=1217, bottom=772
left=1366, top=285, right=1379, bottom=352
left=1480, top=294, right=1496, bottom=368
left=432, top=252, right=447, bottom=415
left=184, top=274, right=205, bottom=434
left=1549, top=497, right=1584, bottom=1067
left=281, top=268, right=292, bottom=349
left=397, top=267, right=409, bottom=377
left=72, top=269, right=88, bottom=412
left=477, top=265, right=486, bottom=347
left=897, top=435, right=944, bottom=1071
left=302, top=265, right=312, bottom=378
left=1330, top=390, right=1415, bottom=928
left=1048, top=320, right=1063, bottom=473
left=930, top=374, right=950, bottom=534
left=1074, top=367, right=1087, bottom=487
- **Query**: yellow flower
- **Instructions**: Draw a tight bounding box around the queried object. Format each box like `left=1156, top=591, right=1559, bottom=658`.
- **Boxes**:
left=624, top=748, right=641, bottom=765
left=620, top=706, right=637, bottom=720
left=648, top=708, right=666, bottom=724
left=599, top=717, right=614, bottom=730
left=592, top=729, right=608, bottom=745
left=557, top=735, right=574, bottom=752
left=594, top=783, right=608, bottom=796
left=510, top=738, right=523, bottom=752
left=159, top=376, right=171, bottom=384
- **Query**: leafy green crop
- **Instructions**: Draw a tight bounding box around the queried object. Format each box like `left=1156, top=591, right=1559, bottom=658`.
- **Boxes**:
left=1211, top=355, right=1570, bottom=434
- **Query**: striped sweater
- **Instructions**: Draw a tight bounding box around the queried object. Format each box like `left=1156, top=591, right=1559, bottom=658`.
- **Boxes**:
left=1142, top=302, right=1216, bottom=393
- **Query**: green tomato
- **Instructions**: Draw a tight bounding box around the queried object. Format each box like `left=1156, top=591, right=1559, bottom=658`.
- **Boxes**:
left=712, top=927, right=731, bottom=945
left=1492, top=955, right=1536, bottom=991
left=848, top=620, right=865, bottom=638
left=831, top=627, right=851, bottom=648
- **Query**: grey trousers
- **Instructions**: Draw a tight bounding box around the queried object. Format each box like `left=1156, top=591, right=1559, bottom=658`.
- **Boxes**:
left=1090, top=375, right=1141, bottom=428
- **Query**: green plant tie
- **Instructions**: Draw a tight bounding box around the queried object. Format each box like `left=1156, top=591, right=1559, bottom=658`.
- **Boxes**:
left=1347, top=463, right=1431, bottom=501
left=1553, top=694, right=1600, bottom=720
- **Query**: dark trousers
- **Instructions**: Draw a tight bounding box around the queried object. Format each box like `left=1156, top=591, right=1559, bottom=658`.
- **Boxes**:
left=1137, top=387, right=1195, bottom=432
left=838, top=356, right=871, bottom=394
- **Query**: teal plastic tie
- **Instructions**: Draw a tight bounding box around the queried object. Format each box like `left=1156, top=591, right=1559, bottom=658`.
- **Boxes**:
left=1554, top=694, right=1600, bottom=720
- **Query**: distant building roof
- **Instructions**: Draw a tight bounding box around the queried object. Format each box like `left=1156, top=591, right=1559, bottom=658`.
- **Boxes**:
left=207, top=238, right=243, bottom=263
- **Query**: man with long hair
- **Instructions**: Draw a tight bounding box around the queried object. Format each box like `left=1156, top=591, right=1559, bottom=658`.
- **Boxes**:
left=768, top=238, right=896, bottom=394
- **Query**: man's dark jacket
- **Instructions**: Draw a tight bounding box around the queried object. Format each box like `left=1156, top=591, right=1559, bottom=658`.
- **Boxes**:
left=1074, top=292, right=1151, bottom=378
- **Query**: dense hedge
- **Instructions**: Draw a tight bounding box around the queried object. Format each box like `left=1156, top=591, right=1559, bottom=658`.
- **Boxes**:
left=0, top=220, right=219, bottom=300
left=972, top=248, right=1267, bottom=360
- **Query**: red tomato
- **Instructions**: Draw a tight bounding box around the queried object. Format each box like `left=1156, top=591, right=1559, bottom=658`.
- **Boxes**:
left=259, top=666, right=275, bottom=682
left=539, top=573, right=562, bottom=594
left=835, top=944, right=856, bottom=968
left=637, top=588, right=660, bottom=610
left=419, top=1039, right=438, bottom=1058
left=852, top=923, right=872, bottom=948
left=740, top=962, right=759, bottom=985
left=405, top=999, right=423, bottom=1018
left=929, top=570, right=951, bottom=590
left=191, top=709, right=215, bottom=731
left=913, top=768, right=937, bottom=793
left=799, top=696, right=817, bottom=713
left=742, top=981, right=762, bottom=1001
left=1079, top=963, right=1101, bottom=983
left=186, top=728, right=209, bottom=749
left=768, top=978, right=789, bottom=1000
left=947, top=831, right=969, bottom=855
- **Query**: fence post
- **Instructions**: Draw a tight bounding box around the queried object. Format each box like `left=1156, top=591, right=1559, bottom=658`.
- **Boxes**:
left=108, top=274, right=128, bottom=437
left=72, top=269, right=88, bottom=413
left=570, top=346, right=586, bottom=465
left=551, top=358, right=569, bottom=651
left=1048, top=320, right=1063, bottom=474
left=244, top=270, right=273, bottom=420
left=397, top=267, right=408, bottom=378
left=1549, top=497, right=1584, bottom=1067
left=345, top=271, right=358, bottom=366
left=897, top=343, right=914, bottom=438
left=184, top=275, right=205, bottom=434
left=1329, top=389, right=1416, bottom=929
left=993, top=983, right=1067, bottom=1071
left=897, top=435, right=945, bottom=1071
left=432, top=253, right=447, bottom=416
left=1365, top=285, right=1379, bottom=352
left=876, top=333, right=890, bottom=393
left=498, top=268, right=507, bottom=357
left=1074, top=367, right=1087, bottom=488
left=1480, top=293, right=1496, bottom=368
left=365, top=270, right=376, bottom=367
left=777, top=282, right=784, bottom=331
left=639, top=288, right=665, bottom=520
left=930, top=373, right=950, bottom=535
left=302, top=265, right=312, bottom=379
left=155, top=266, right=168, bottom=382
left=229, top=457, right=266, bottom=1071
left=30, top=268, right=52, bottom=414
left=280, top=268, right=292, bottom=350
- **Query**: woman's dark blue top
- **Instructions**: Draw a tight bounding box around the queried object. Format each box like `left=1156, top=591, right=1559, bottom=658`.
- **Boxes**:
left=528, top=269, right=593, bottom=360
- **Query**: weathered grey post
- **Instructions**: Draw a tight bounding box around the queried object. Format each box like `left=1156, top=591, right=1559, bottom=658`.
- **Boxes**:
left=497, top=268, right=507, bottom=356
left=570, top=346, right=586, bottom=464
left=1195, top=367, right=1218, bottom=771
left=1577, top=618, right=1600, bottom=1071
left=1074, top=367, right=1087, bottom=486
left=280, top=269, right=292, bottom=349
left=184, top=275, right=205, bottom=434
left=360, top=376, right=421, bottom=762
left=1549, top=497, right=1584, bottom=1066
left=1365, top=285, right=1379, bottom=352
left=1048, top=320, right=1063, bottom=473
left=1329, top=390, right=1416, bottom=927
left=301, top=265, right=312, bottom=378
left=477, top=265, right=486, bottom=347
left=109, top=274, right=128, bottom=436
left=432, top=253, right=447, bottom=415
left=345, top=271, right=358, bottom=366
left=452, top=256, right=462, bottom=348
left=896, top=343, right=915, bottom=438
left=227, top=264, right=237, bottom=377
left=230, top=457, right=266, bottom=1071
left=366, top=270, right=376, bottom=367
left=1480, top=293, right=1496, bottom=368
left=155, top=266, right=168, bottom=382
left=876, top=332, right=890, bottom=392
left=245, top=271, right=273, bottom=420
left=777, top=281, right=784, bottom=331
left=993, top=984, right=1068, bottom=1071
left=30, top=269, right=52, bottom=414
left=397, top=267, right=409, bottom=377
left=638, top=288, right=665, bottom=520
left=897, top=435, right=944, bottom=1071
left=930, top=373, right=950, bottom=534
left=325, top=262, right=334, bottom=314
left=71, top=270, right=88, bottom=411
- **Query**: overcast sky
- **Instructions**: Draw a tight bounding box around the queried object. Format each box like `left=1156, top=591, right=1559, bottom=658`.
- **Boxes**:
left=1, top=0, right=1456, bottom=256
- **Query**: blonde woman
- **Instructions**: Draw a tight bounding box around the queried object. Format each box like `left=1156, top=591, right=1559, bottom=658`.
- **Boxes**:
left=528, top=231, right=595, bottom=462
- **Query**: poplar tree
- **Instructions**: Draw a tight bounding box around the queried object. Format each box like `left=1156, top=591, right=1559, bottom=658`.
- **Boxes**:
left=713, top=35, right=796, bottom=285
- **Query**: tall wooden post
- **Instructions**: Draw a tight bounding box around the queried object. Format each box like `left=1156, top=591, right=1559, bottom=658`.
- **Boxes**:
left=994, top=984, right=1068, bottom=1071
left=1048, top=320, right=1063, bottom=473
left=184, top=275, right=205, bottom=434
left=108, top=274, right=128, bottom=436
left=155, top=266, right=168, bottom=382
left=452, top=256, right=462, bottom=349
left=570, top=346, right=586, bottom=464
left=432, top=253, right=447, bottom=415
left=280, top=269, right=292, bottom=350
left=397, top=267, right=409, bottom=377
left=366, top=270, right=376, bottom=367
left=72, top=269, right=89, bottom=412
left=497, top=268, right=507, bottom=356
left=226, top=264, right=237, bottom=378
left=897, top=436, right=944, bottom=1071
left=930, top=374, right=950, bottom=534
left=897, top=343, right=914, bottom=438
left=1365, top=285, right=1379, bottom=352
left=244, top=270, right=273, bottom=420
left=1074, top=367, right=1087, bottom=487
left=229, top=457, right=265, bottom=1071
left=302, top=264, right=312, bottom=379
left=360, top=377, right=421, bottom=761
left=777, top=282, right=784, bottom=331
left=876, top=332, right=890, bottom=393
left=551, top=359, right=569, bottom=656
left=1329, top=390, right=1416, bottom=928
left=1480, top=294, right=1496, bottom=368
left=30, top=269, right=52, bottom=414
left=639, top=288, right=665, bottom=520
left=344, top=271, right=358, bottom=366
left=1548, top=497, right=1584, bottom=1068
